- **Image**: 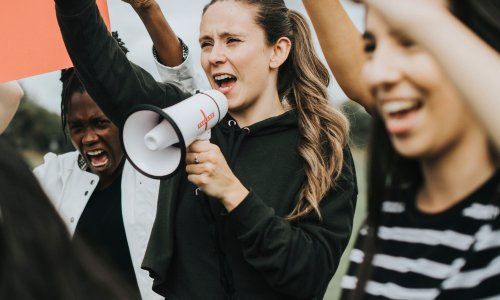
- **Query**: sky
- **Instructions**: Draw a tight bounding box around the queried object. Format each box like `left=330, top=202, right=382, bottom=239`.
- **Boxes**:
left=18, top=0, right=364, bottom=114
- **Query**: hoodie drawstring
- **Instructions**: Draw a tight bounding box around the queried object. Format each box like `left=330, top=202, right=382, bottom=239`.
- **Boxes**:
left=226, top=119, right=237, bottom=157
left=225, top=119, right=250, bottom=168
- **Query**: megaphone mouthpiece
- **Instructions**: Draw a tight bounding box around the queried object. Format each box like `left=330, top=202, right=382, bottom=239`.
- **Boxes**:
left=143, top=120, right=179, bottom=151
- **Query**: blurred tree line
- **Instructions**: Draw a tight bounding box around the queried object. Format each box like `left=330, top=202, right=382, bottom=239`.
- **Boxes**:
left=341, top=100, right=372, bottom=149
left=3, top=90, right=73, bottom=166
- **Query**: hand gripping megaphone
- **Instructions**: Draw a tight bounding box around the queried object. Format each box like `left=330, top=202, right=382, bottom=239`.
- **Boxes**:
left=121, top=90, right=228, bottom=179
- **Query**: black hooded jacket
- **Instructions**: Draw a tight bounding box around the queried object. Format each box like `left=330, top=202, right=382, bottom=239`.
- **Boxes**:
left=55, top=1, right=358, bottom=299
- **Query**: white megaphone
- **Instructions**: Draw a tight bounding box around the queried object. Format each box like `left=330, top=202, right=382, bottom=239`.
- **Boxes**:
left=121, top=90, right=228, bottom=179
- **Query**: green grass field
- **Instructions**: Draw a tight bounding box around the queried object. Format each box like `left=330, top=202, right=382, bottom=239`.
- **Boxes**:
left=324, top=147, right=367, bottom=299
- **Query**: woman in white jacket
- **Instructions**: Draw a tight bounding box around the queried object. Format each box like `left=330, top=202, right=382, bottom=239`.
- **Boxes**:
left=33, top=26, right=203, bottom=300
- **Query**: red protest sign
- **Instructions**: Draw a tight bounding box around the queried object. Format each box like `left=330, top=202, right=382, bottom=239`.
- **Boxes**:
left=0, top=1, right=110, bottom=83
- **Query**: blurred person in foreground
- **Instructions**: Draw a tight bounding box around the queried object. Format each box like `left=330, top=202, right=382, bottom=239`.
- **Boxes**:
left=0, top=136, right=137, bottom=300
left=301, top=0, right=500, bottom=298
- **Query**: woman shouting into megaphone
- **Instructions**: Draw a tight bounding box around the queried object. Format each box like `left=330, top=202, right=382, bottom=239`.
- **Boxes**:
left=54, top=0, right=358, bottom=299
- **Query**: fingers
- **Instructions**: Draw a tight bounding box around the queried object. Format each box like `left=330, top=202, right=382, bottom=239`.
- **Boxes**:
left=185, top=150, right=216, bottom=175
left=187, top=173, right=207, bottom=186
left=122, top=0, right=155, bottom=10
left=189, top=140, right=214, bottom=152
left=185, top=141, right=221, bottom=165
left=184, top=141, right=232, bottom=199
left=186, top=152, right=203, bottom=165
left=185, top=158, right=216, bottom=175
left=186, top=164, right=215, bottom=191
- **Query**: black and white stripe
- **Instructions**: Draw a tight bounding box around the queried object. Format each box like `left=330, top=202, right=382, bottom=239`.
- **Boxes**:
left=341, top=175, right=500, bottom=299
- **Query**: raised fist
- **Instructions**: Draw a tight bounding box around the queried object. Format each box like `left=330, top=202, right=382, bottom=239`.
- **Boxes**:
left=121, top=0, right=156, bottom=10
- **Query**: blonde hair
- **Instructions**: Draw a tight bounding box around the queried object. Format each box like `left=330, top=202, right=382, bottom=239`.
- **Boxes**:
left=284, top=10, right=349, bottom=220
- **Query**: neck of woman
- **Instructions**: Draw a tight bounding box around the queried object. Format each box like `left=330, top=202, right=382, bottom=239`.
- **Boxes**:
left=231, top=93, right=286, bottom=127
left=417, top=132, right=495, bottom=213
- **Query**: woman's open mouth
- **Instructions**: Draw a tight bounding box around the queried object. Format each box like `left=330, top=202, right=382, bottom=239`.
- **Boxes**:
left=86, top=149, right=109, bottom=168
left=214, top=74, right=237, bottom=94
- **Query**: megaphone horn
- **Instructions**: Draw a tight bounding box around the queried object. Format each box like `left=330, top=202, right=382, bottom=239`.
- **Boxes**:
left=121, top=90, right=228, bottom=179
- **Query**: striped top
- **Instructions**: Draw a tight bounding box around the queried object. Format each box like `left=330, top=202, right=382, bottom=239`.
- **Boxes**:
left=341, top=173, right=500, bottom=300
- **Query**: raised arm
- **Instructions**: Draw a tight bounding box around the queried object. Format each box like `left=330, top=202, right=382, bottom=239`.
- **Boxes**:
left=123, top=0, right=183, bottom=67
left=122, top=0, right=209, bottom=92
left=54, top=0, right=191, bottom=127
left=363, top=0, right=500, bottom=150
left=302, top=0, right=372, bottom=110
left=0, top=81, right=23, bottom=134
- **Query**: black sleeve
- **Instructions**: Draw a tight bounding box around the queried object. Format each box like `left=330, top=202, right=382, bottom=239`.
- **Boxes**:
left=228, top=146, right=358, bottom=298
left=54, top=0, right=191, bottom=127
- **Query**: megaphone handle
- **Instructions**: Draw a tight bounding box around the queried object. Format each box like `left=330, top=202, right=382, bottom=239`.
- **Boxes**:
left=198, top=129, right=211, bottom=141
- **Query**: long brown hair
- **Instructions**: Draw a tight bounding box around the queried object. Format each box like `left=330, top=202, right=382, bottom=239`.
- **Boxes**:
left=203, top=0, right=349, bottom=221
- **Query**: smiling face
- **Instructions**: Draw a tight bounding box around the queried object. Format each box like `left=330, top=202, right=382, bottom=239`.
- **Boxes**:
left=362, top=9, right=485, bottom=159
left=67, top=91, right=124, bottom=188
left=199, top=1, right=280, bottom=117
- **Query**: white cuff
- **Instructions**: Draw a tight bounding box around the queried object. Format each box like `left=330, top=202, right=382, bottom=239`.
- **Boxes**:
left=154, top=45, right=210, bottom=93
